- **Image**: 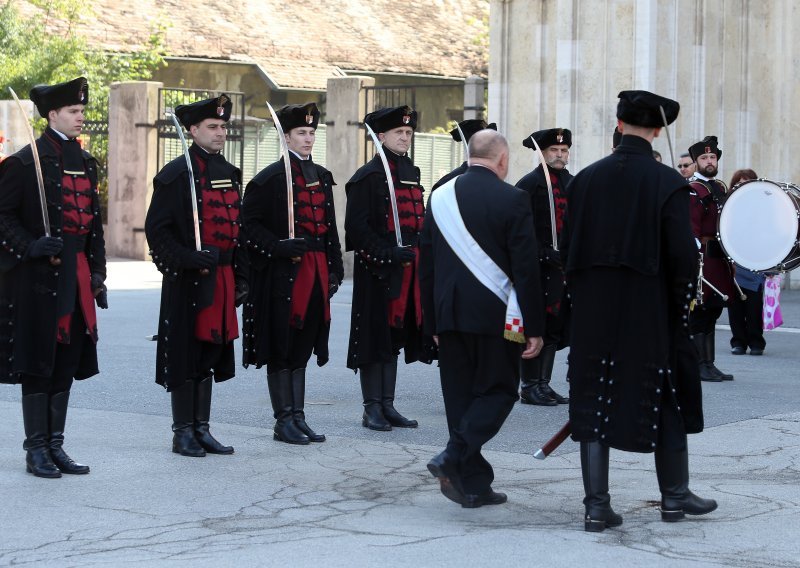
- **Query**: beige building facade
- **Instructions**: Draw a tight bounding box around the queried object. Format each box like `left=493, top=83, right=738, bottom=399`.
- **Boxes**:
left=490, top=0, right=797, bottom=187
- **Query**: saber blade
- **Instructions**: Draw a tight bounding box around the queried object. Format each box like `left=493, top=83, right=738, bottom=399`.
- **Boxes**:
left=8, top=87, right=50, bottom=237
left=365, top=123, right=403, bottom=247
left=266, top=102, right=295, bottom=239
left=169, top=112, right=202, bottom=252
left=528, top=136, right=559, bottom=252
left=455, top=122, right=469, bottom=164
left=659, top=106, right=676, bottom=168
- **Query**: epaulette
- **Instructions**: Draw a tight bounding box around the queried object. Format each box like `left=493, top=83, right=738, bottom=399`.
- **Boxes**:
left=248, top=159, right=285, bottom=187
left=153, top=156, right=189, bottom=185
left=346, top=156, right=384, bottom=187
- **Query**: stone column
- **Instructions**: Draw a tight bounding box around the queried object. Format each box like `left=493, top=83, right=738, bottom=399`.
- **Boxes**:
left=0, top=99, right=35, bottom=155
left=106, top=81, right=163, bottom=259
left=325, top=75, right=375, bottom=277
left=463, top=75, right=487, bottom=120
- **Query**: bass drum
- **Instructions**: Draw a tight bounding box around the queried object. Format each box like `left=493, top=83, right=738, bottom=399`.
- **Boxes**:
left=718, top=179, right=800, bottom=273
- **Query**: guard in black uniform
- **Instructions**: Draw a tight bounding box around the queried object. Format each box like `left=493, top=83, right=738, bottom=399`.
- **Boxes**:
left=241, top=102, right=343, bottom=445
left=344, top=106, right=434, bottom=431
left=145, top=95, right=244, bottom=458
left=431, top=119, right=496, bottom=191
left=0, top=77, right=106, bottom=477
left=515, top=128, right=573, bottom=405
left=562, top=90, right=716, bottom=532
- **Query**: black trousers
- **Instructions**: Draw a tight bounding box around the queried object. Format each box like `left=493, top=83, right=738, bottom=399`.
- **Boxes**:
left=689, top=305, right=723, bottom=335
left=438, top=331, right=520, bottom=495
left=267, top=280, right=324, bottom=374
left=21, top=307, right=87, bottom=396
left=727, top=286, right=765, bottom=350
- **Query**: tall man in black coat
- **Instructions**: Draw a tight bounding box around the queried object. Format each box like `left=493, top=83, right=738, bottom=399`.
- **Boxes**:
left=345, top=106, right=433, bottom=431
left=0, top=78, right=107, bottom=478
left=561, top=90, right=717, bottom=532
left=431, top=119, right=496, bottom=191
left=420, top=130, right=544, bottom=508
left=241, top=102, right=343, bottom=445
left=145, top=95, right=243, bottom=458
left=515, top=128, right=573, bottom=406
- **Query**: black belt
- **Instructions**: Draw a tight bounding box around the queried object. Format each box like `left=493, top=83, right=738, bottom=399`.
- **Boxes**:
left=217, top=248, right=234, bottom=266
left=62, top=232, right=88, bottom=251
left=298, top=235, right=328, bottom=252
left=401, top=233, right=420, bottom=247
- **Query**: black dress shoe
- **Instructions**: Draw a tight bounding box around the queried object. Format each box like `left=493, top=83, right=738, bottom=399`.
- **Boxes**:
left=749, top=348, right=764, bottom=356
left=519, top=385, right=557, bottom=406
left=462, top=490, right=508, bottom=509
left=427, top=452, right=464, bottom=505
left=731, top=346, right=746, bottom=355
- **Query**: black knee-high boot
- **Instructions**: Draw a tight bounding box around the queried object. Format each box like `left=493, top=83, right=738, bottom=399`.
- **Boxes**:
left=194, top=377, right=234, bottom=454
left=519, top=355, right=556, bottom=406
left=706, top=330, right=733, bottom=381
left=268, top=370, right=309, bottom=445
left=360, top=363, right=391, bottom=431
left=22, top=393, right=61, bottom=478
left=291, top=368, right=325, bottom=442
left=537, top=344, right=568, bottom=404
left=381, top=356, right=417, bottom=428
left=171, top=380, right=206, bottom=457
left=691, top=333, right=722, bottom=382
left=580, top=441, right=623, bottom=532
left=655, top=446, right=718, bottom=521
left=49, top=390, right=90, bottom=474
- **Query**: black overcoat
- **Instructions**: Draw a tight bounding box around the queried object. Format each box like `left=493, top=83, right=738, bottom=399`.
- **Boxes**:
left=561, top=135, right=702, bottom=453
left=145, top=152, right=242, bottom=389
left=344, top=155, right=433, bottom=370
left=516, top=165, right=573, bottom=345
left=0, top=136, right=105, bottom=383
left=240, top=157, right=343, bottom=368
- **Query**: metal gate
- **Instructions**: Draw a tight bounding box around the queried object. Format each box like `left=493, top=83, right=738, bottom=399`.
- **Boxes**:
left=80, top=114, right=109, bottom=217
left=156, top=88, right=245, bottom=174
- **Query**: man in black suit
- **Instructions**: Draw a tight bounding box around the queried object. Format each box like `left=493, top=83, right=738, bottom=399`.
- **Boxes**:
left=420, top=130, right=545, bottom=508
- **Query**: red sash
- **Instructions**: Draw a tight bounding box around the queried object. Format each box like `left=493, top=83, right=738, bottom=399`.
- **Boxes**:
left=56, top=173, right=98, bottom=344
left=193, top=155, right=240, bottom=343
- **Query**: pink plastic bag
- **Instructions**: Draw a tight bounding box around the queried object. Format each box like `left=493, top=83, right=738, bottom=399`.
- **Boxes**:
left=763, top=275, right=784, bottom=330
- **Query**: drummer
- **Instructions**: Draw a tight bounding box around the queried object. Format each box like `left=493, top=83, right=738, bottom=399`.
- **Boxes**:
left=688, top=136, right=736, bottom=382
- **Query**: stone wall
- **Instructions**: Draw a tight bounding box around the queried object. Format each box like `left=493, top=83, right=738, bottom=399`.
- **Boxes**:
left=490, top=0, right=799, bottom=185
left=489, top=0, right=800, bottom=286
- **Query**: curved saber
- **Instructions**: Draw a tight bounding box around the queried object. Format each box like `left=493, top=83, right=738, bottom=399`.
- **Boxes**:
left=8, top=88, right=50, bottom=237
left=168, top=112, right=202, bottom=252
left=455, top=122, right=469, bottom=164
left=659, top=106, right=676, bottom=168
left=266, top=102, right=295, bottom=239
left=528, top=136, right=558, bottom=252
left=365, top=123, right=403, bottom=247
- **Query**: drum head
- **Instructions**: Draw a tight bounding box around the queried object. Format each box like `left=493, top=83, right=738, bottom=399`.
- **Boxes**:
left=719, top=180, right=799, bottom=271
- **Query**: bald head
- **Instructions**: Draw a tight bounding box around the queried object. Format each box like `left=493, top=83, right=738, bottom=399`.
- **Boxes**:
left=468, top=130, right=510, bottom=179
